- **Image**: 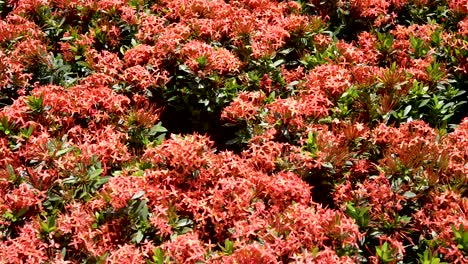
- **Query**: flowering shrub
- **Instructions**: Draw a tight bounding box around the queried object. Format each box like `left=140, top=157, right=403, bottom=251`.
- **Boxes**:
left=0, top=0, right=467, bottom=263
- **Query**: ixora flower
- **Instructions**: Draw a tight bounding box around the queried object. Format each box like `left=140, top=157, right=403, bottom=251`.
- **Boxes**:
left=0, top=221, right=48, bottom=263
left=449, top=0, right=468, bottom=13
left=180, top=40, right=241, bottom=75
left=305, top=63, right=352, bottom=99
left=250, top=23, right=290, bottom=59
left=0, top=0, right=467, bottom=262
left=103, top=174, right=145, bottom=210
left=160, top=233, right=206, bottom=263
left=221, top=91, right=265, bottom=122
left=105, top=244, right=145, bottom=264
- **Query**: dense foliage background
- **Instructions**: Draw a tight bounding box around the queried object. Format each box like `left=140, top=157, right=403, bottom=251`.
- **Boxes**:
left=0, top=0, right=467, bottom=263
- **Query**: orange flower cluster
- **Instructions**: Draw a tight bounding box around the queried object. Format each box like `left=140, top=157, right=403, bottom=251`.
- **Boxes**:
left=0, top=0, right=467, bottom=262
left=180, top=40, right=241, bottom=75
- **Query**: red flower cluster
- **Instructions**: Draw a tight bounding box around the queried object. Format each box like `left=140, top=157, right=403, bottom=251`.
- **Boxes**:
left=0, top=0, right=467, bottom=262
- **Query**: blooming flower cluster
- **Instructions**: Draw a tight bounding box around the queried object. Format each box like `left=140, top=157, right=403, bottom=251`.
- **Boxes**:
left=0, top=0, right=467, bottom=262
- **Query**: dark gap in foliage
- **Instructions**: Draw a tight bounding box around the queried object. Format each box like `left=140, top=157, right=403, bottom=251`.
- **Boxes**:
left=304, top=173, right=336, bottom=209
left=333, top=20, right=370, bottom=43
left=0, top=2, right=13, bottom=19
left=450, top=78, right=468, bottom=128
left=158, top=107, right=245, bottom=154
left=0, top=86, right=22, bottom=108
left=149, top=61, right=248, bottom=153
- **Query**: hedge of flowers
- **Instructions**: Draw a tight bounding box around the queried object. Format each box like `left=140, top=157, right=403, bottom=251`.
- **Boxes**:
left=0, top=0, right=467, bottom=263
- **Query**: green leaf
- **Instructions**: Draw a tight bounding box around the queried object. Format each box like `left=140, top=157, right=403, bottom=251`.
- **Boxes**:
left=62, top=176, right=79, bottom=184
left=131, top=230, right=144, bottom=244
left=132, top=199, right=149, bottom=220
left=419, top=99, right=430, bottom=108
left=403, top=191, right=417, bottom=199
left=131, top=190, right=145, bottom=200
left=88, top=168, right=104, bottom=179
left=178, top=64, right=192, bottom=74
left=270, top=59, right=284, bottom=68
left=322, top=162, right=334, bottom=170
left=20, top=125, right=34, bottom=139
left=0, top=115, right=16, bottom=136
left=38, top=215, right=56, bottom=233
left=279, top=48, right=294, bottom=55
left=96, top=176, right=110, bottom=187
left=376, top=242, right=395, bottom=263
left=346, top=203, right=370, bottom=229
left=55, top=147, right=74, bottom=157
left=151, top=248, right=169, bottom=264
left=418, top=248, right=444, bottom=264
left=175, top=218, right=192, bottom=228
left=403, top=105, right=412, bottom=117
left=452, top=224, right=468, bottom=253
left=219, top=239, right=235, bottom=255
